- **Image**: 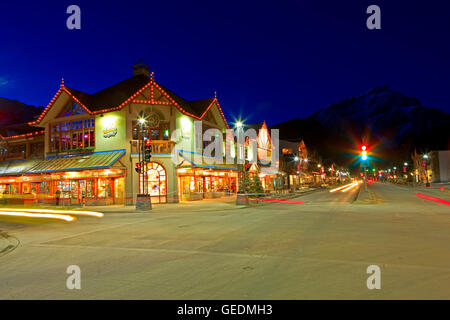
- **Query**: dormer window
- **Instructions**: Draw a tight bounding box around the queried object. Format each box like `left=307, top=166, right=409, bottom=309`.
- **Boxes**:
left=58, top=102, right=87, bottom=117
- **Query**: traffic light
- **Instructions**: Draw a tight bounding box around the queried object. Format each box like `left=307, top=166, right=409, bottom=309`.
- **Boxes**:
left=360, top=145, right=368, bottom=160
left=135, top=162, right=141, bottom=174
left=144, top=139, right=152, bottom=162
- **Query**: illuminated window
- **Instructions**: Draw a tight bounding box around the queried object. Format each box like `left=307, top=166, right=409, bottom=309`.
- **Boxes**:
left=58, top=102, right=87, bottom=117
left=50, top=118, right=95, bottom=152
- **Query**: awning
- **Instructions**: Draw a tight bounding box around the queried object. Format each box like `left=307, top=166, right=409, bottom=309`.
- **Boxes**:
left=27, top=149, right=126, bottom=174
left=0, top=159, right=41, bottom=176
left=178, top=151, right=237, bottom=171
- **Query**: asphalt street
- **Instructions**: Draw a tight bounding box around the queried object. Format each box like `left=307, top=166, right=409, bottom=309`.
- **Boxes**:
left=0, top=183, right=449, bottom=299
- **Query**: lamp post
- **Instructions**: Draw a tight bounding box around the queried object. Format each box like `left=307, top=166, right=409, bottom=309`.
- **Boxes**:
left=235, top=120, right=248, bottom=204
left=136, top=114, right=152, bottom=210
left=423, top=154, right=430, bottom=187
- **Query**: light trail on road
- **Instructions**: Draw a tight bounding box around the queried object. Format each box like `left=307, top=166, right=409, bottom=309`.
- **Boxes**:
left=330, top=182, right=357, bottom=193
left=0, top=211, right=76, bottom=222
left=415, top=194, right=450, bottom=206
left=0, top=208, right=103, bottom=218
left=341, top=182, right=358, bottom=192
left=245, top=198, right=306, bottom=204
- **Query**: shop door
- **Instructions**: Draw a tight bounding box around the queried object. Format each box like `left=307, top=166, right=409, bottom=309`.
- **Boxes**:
left=79, top=180, right=86, bottom=204
left=114, top=178, right=124, bottom=204
left=70, top=180, right=79, bottom=204
left=147, top=162, right=167, bottom=203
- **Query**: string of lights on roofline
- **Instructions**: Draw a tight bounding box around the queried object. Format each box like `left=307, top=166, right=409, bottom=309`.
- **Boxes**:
left=28, top=72, right=229, bottom=128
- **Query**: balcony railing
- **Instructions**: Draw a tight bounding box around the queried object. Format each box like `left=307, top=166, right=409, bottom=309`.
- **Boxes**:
left=131, top=140, right=175, bottom=154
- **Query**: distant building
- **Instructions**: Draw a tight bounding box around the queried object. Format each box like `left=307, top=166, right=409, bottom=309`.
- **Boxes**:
left=430, top=150, right=450, bottom=183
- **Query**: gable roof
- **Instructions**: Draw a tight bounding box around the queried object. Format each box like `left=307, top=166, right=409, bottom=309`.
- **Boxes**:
left=30, top=74, right=229, bottom=128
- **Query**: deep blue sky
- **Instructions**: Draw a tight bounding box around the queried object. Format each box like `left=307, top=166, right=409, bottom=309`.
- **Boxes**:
left=1, top=0, right=449, bottom=125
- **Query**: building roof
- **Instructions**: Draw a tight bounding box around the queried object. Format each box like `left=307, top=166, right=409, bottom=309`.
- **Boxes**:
left=27, top=149, right=125, bottom=173
left=31, top=72, right=228, bottom=126
left=65, top=74, right=151, bottom=112
left=0, top=159, right=42, bottom=176
left=0, top=123, right=45, bottom=140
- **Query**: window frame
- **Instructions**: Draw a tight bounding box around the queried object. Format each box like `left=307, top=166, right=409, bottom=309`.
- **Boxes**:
left=49, top=117, right=95, bottom=153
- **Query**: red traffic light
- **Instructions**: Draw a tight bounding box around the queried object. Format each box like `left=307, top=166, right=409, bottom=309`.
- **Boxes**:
left=361, top=145, right=367, bottom=151
left=145, top=139, right=151, bottom=147
left=135, top=162, right=141, bottom=173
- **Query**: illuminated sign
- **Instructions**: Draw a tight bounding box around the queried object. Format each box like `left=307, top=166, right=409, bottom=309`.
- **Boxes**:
left=102, top=116, right=118, bottom=138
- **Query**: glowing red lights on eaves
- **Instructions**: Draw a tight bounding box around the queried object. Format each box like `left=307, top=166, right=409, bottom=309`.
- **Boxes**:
left=28, top=78, right=230, bottom=128
left=0, top=130, right=45, bottom=140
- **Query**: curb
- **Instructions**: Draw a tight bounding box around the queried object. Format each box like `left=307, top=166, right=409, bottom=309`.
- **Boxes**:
left=239, top=188, right=323, bottom=208
left=0, top=231, right=20, bottom=258
left=96, top=189, right=324, bottom=213
left=351, top=185, right=361, bottom=203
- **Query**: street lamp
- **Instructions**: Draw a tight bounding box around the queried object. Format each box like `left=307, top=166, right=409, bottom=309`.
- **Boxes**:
left=136, top=114, right=151, bottom=210
left=235, top=120, right=248, bottom=203
left=422, top=154, right=430, bottom=187
left=294, top=156, right=299, bottom=162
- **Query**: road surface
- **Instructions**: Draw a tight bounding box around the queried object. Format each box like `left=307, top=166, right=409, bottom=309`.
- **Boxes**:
left=0, top=182, right=449, bottom=299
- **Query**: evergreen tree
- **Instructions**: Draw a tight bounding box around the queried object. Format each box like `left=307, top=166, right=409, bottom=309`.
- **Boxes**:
left=249, top=174, right=264, bottom=195
left=238, top=171, right=251, bottom=194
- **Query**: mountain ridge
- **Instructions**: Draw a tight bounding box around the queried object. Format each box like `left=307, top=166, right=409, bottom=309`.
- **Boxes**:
left=272, top=86, right=450, bottom=167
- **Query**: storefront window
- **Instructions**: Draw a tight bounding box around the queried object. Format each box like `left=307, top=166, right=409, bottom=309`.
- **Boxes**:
left=56, top=180, right=71, bottom=198
left=86, top=180, right=94, bottom=198
left=98, top=178, right=112, bottom=198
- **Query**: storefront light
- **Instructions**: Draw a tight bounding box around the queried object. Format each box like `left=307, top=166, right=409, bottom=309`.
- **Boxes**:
left=102, top=115, right=116, bottom=127
left=181, top=117, right=191, bottom=132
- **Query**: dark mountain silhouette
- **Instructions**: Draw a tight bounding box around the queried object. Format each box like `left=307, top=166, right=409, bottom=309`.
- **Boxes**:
left=0, top=97, right=43, bottom=127
left=272, top=86, right=450, bottom=168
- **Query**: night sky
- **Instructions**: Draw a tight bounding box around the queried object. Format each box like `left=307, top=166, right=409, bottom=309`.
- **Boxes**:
left=1, top=0, right=449, bottom=125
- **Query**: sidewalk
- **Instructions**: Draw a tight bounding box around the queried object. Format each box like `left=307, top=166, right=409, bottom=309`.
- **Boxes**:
left=92, top=196, right=244, bottom=214
left=87, top=188, right=321, bottom=214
